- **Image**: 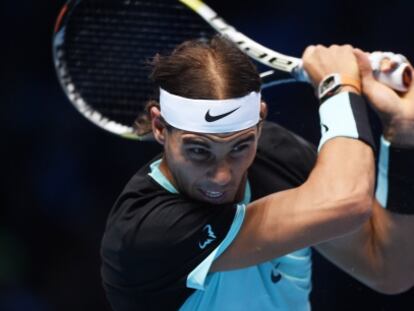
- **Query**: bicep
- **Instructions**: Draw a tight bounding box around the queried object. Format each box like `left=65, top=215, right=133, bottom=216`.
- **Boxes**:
left=211, top=184, right=366, bottom=272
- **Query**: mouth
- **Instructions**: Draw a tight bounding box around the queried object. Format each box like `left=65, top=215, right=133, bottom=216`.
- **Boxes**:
left=199, top=189, right=226, bottom=202
left=204, top=190, right=224, bottom=198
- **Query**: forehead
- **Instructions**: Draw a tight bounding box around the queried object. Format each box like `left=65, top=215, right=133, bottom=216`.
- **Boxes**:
left=177, top=126, right=258, bottom=144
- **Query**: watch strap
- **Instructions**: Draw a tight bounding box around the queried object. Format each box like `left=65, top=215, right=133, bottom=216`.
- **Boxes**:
left=318, top=73, right=361, bottom=102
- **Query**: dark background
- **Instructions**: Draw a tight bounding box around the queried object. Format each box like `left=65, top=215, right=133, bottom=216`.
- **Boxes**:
left=1, top=0, right=414, bottom=310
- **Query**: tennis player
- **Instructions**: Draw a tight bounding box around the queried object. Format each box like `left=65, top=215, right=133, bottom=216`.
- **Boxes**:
left=100, top=36, right=414, bottom=311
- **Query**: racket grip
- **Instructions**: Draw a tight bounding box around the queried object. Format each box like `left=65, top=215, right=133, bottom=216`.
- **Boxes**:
left=294, top=54, right=412, bottom=92
left=373, top=62, right=411, bottom=92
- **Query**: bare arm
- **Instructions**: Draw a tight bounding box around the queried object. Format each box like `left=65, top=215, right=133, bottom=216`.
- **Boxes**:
left=315, top=50, right=414, bottom=294
left=211, top=45, right=375, bottom=272
left=212, top=138, right=374, bottom=271
left=315, top=201, right=414, bottom=294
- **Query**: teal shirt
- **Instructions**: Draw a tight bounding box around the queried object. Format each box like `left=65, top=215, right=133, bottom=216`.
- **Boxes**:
left=149, top=159, right=312, bottom=311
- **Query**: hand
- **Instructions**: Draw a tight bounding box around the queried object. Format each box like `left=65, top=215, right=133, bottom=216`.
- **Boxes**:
left=302, top=44, right=360, bottom=88
left=354, top=49, right=414, bottom=147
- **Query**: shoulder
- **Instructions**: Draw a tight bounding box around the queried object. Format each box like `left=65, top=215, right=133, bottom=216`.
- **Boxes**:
left=248, top=121, right=317, bottom=199
left=258, top=121, right=317, bottom=160
left=101, top=160, right=237, bottom=284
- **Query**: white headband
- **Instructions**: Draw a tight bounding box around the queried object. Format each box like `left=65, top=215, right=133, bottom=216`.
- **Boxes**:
left=159, top=88, right=261, bottom=133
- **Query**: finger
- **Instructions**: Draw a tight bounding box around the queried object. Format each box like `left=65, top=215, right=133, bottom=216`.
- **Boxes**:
left=353, top=49, right=375, bottom=81
left=353, top=48, right=397, bottom=111
left=380, top=58, right=398, bottom=73
left=401, top=66, right=414, bottom=100
left=302, top=45, right=316, bottom=59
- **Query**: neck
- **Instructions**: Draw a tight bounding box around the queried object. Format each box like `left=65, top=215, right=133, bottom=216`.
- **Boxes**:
left=159, top=157, right=177, bottom=189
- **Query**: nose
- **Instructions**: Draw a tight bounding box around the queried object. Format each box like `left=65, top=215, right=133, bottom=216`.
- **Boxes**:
left=207, top=160, right=232, bottom=186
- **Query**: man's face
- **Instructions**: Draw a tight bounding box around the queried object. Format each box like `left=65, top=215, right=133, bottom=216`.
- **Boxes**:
left=160, top=126, right=260, bottom=204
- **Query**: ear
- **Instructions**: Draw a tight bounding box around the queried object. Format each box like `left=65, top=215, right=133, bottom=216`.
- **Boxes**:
left=150, top=106, right=166, bottom=145
left=259, top=101, right=268, bottom=120
left=257, top=101, right=268, bottom=137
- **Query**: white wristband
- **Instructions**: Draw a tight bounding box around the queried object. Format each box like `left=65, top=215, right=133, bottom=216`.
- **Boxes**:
left=318, top=92, right=374, bottom=152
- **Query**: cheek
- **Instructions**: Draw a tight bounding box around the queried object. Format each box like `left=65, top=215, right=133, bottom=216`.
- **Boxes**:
left=165, top=148, right=204, bottom=186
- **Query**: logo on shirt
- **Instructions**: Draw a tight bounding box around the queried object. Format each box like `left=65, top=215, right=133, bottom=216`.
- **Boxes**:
left=198, top=224, right=217, bottom=249
left=270, top=263, right=282, bottom=284
left=205, top=107, right=241, bottom=122
left=321, top=123, right=329, bottom=133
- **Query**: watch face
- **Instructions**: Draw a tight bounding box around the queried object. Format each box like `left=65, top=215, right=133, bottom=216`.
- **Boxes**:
left=319, top=74, right=340, bottom=99
left=322, top=76, right=336, bottom=91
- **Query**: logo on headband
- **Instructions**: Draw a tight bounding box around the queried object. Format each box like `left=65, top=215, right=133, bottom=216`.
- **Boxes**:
left=205, top=106, right=241, bottom=122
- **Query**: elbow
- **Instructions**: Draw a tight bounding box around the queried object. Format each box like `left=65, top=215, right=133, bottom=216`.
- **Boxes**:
left=324, top=192, right=373, bottom=233
left=338, top=192, right=373, bottom=228
left=314, top=173, right=374, bottom=229
left=343, top=175, right=375, bottom=224
left=311, top=191, right=373, bottom=240
left=350, top=193, right=373, bottom=225
left=333, top=174, right=374, bottom=225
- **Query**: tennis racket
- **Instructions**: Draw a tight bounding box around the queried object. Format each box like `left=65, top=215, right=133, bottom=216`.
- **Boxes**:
left=52, top=0, right=412, bottom=140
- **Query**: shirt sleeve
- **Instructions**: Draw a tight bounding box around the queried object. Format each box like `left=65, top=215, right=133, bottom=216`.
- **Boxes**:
left=186, top=203, right=246, bottom=290
left=101, top=186, right=239, bottom=310
left=248, top=121, right=317, bottom=200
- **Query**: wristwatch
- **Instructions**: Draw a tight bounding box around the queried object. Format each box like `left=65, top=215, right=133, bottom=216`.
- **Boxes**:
left=318, top=73, right=361, bottom=101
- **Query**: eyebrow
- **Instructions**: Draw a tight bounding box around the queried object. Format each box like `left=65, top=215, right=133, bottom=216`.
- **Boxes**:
left=182, top=137, right=210, bottom=148
left=231, top=134, right=256, bottom=147
left=182, top=133, right=256, bottom=148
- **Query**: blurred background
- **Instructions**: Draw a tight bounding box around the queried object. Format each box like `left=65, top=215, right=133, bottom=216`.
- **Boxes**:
left=1, top=0, right=414, bottom=310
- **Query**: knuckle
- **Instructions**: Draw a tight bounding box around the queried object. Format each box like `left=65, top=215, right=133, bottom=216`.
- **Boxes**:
left=343, top=44, right=353, bottom=49
left=303, top=45, right=316, bottom=58
left=304, top=45, right=316, bottom=53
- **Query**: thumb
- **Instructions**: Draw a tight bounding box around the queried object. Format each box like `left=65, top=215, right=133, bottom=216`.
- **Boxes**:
left=353, top=48, right=376, bottom=83
left=353, top=48, right=391, bottom=97
left=353, top=48, right=400, bottom=115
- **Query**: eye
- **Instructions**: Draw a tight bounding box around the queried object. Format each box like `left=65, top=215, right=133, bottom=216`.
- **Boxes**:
left=231, top=144, right=250, bottom=154
left=190, top=147, right=208, bottom=155
left=187, top=147, right=211, bottom=160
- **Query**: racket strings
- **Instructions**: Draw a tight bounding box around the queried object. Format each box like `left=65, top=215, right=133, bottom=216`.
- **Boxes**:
left=57, top=0, right=214, bottom=127
left=70, top=14, right=209, bottom=38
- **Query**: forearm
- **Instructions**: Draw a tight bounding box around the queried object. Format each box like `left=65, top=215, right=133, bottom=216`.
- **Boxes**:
left=316, top=138, right=414, bottom=294
left=316, top=202, right=414, bottom=294
left=312, top=137, right=374, bottom=202
left=278, top=137, right=375, bottom=248
left=272, top=136, right=375, bottom=245
left=254, top=89, right=377, bottom=270
left=373, top=206, right=414, bottom=294
left=213, top=136, right=374, bottom=272
left=300, top=137, right=374, bottom=231
left=370, top=138, right=414, bottom=292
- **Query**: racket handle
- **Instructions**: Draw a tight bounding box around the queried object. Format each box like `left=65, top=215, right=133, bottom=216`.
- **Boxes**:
left=373, top=62, right=411, bottom=92
left=293, top=53, right=412, bottom=92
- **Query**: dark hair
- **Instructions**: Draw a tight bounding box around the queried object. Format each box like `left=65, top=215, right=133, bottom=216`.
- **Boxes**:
left=134, top=35, right=262, bottom=135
